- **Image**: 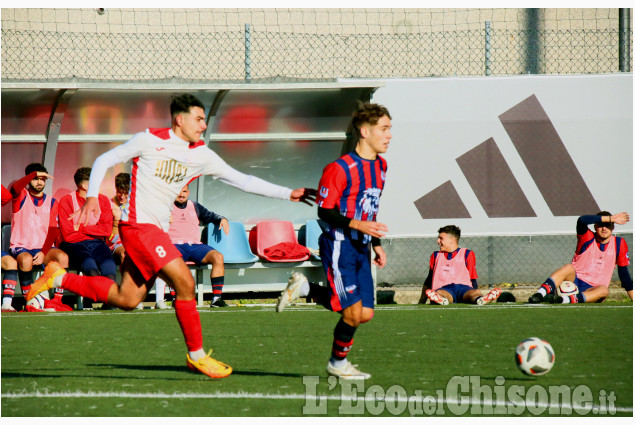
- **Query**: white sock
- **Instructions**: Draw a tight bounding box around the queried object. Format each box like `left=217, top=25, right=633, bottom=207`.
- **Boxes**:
left=155, top=278, right=166, bottom=302
left=537, top=287, right=547, bottom=297
left=2, top=297, right=13, bottom=307
left=212, top=295, right=221, bottom=303
left=329, top=357, right=348, bottom=368
left=189, top=349, right=206, bottom=361
left=53, top=274, right=65, bottom=288
left=560, top=296, right=571, bottom=304
left=299, top=281, right=310, bottom=297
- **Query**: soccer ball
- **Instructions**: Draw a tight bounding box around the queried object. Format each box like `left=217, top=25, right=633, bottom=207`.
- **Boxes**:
left=26, top=290, right=49, bottom=311
left=515, top=337, right=555, bottom=376
left=557, top=280, right=579, bottom=297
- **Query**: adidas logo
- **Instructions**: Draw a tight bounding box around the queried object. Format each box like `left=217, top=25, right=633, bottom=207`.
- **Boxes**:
left=414, top=94, right=600, bottom=219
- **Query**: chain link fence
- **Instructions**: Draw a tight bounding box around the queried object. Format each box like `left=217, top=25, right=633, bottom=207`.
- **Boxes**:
left=1, top=8, right=632, bottom=81
left=377, top=233, right=634, bottom=289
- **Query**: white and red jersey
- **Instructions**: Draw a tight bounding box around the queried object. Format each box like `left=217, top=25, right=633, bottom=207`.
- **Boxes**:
left=168, top=200, right=201, bottom=244
left=430, top=248, right=477, bottom=290
left=87, top=127, right=292, bottom=232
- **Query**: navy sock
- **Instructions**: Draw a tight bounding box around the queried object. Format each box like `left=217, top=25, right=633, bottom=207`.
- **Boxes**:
left=331, top=318, right=357, bottom=363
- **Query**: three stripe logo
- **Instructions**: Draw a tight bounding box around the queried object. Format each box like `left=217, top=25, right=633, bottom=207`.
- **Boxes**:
left=414, top=94, right=600, bottom=219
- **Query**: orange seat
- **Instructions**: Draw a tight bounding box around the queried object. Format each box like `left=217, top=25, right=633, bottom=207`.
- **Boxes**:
left=249, top=221, right=310, bottom=262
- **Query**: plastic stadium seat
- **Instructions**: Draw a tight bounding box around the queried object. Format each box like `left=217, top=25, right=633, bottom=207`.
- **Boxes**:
left=1, top=225, right=11, bottom=253
left=249, top=220, right=310, bottom=262
left=206, top=221, right=258, bottom=264
left=303, top=219, right=325, bottom=260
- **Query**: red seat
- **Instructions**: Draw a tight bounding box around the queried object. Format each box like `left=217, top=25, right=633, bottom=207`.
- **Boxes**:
left=249, top=221, right=310, bottom=262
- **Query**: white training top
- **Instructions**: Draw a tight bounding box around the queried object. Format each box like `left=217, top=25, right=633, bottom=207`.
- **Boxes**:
left=87, top=128, right=292, bottom=232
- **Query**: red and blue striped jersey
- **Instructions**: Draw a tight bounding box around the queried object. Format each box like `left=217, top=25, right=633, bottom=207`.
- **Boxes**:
left=317, top=151, right=387, bottom=243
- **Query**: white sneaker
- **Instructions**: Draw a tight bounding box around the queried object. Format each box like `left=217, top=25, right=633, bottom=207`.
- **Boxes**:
left=425, top=289, right=449, bottom=306
left=1, top=304, right=16, bottom=312
left=326, top=361, right=371, bottom=380
left=276, top=272, right=307, bottom=312
left=155, top=300, right=171, bottom=310
left=135, top=302, right=144, bottom=310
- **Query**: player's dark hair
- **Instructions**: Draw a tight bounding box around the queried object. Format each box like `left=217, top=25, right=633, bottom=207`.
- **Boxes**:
left=170, top=94, right=205, bottom=117
left=596, top=211, right=614, bottom=230
left=115, top=172, right=131, bottom=192
left=25, top=162, right=47, bottom=176
left=438, top=225, right=461, bottom=242
left=350, top=101, right=391, bottom=143
left=73, top=167, right=92, bottom=186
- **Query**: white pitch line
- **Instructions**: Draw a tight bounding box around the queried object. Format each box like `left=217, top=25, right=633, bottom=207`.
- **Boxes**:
left=0, top=303, right=631, bottom=319
left=1, top=390, right=632, bottom=413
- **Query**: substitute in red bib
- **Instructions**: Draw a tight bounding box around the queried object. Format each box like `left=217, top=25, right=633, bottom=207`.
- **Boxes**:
left=419, top=225, right=501, bottom=306
left=528, top=211, right=632, bottom=303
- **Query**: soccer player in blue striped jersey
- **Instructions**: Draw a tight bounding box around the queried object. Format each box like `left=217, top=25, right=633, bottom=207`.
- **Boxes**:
left=278, top=102, right=391, bottom=380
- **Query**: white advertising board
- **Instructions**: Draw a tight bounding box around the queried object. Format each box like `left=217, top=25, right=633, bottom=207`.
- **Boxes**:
left=370, top=74, right=633, bottom=236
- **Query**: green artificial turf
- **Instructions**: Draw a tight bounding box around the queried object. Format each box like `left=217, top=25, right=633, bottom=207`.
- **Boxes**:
left=1, top=302, right=632, bottom=417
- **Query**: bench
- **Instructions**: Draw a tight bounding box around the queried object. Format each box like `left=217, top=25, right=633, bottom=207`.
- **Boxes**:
left=1, top=221, right=330, bottom=308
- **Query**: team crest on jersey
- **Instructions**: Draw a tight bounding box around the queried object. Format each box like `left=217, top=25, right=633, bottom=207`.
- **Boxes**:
left=359, top=187, right=381, bottom=216
left=381, top=170, right=386, bottom=181
left=319, top=186, right=329, bottom=198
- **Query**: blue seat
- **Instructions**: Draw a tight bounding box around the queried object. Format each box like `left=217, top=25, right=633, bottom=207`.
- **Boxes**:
left=304, top=219, right=325, bottom=260
left=1, top=224, right=11, bottom=253
left=207, top=221, right=258, bottom=264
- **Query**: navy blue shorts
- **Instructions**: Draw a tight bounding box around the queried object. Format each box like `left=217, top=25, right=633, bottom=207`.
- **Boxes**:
left=437, top=283, right=474, bottom=303
left=1, top=250, right=10, bottom=258
left=174, top=243, right=214, bottom=265
left=60, top=239, right=116, bottom=278
left=319, top=234, right=374, bottom=312
left=10, top=247, right=41, bottom=258
left=573, top=276, right=593, bottom=292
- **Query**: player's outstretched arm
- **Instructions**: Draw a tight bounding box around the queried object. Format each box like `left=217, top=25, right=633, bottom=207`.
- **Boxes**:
left=611, top=212, right=630, bottom=225
left=290, top=188, right=317, bottom=206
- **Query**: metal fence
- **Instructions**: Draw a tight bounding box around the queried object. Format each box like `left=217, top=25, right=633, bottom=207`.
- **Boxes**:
left=1, top=10, right=632, bottom=81
left=377, top=233, right=634, bottom=289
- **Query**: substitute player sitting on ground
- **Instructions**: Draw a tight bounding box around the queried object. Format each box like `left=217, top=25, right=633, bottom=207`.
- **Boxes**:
left=278, top=102, right=391, bottom=380
left=420, top=225, right=501, bottom=306
left=27, top=93, right=316, bottom=379
left=528, top=211, right=632, bottom=304
left=168, top=184, right=230, bottom=308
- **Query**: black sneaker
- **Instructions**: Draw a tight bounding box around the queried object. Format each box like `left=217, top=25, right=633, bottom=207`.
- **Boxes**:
left=553, top=295, right=565, bottom=304
left=211, top=298, right=229, bottom=308
left=527, top=293, right=544, bottom=304
left=544, top=293, right=556, bottom=304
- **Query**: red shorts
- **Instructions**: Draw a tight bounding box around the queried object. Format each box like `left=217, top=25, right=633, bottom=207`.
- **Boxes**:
left=119, top=222, right=181, bottom=280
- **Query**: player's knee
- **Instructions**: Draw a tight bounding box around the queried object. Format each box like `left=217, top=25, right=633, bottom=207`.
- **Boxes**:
left=17, top=255, right=33, bottom=270
left=208, top=250, right=223, bottom=266
left=595, top=286, right=609, bottom=299
left=55, top=251, right=69, bottom=268
left=360, top=309, right=374, bottom=324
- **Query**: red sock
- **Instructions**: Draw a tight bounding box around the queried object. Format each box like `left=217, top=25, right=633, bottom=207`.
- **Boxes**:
left=174, top=299, right=203, bottom=352
left=61, top=273, right=113, bottom=303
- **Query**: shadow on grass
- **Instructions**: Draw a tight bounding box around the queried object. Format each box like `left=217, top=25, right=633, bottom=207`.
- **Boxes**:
left=88, top=363, right=305, bottom=378
left=3, top=364, right=305, bottom=380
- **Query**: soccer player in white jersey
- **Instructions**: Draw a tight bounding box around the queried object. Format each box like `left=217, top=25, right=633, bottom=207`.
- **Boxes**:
left=27, top=94, right=316, bottom=379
